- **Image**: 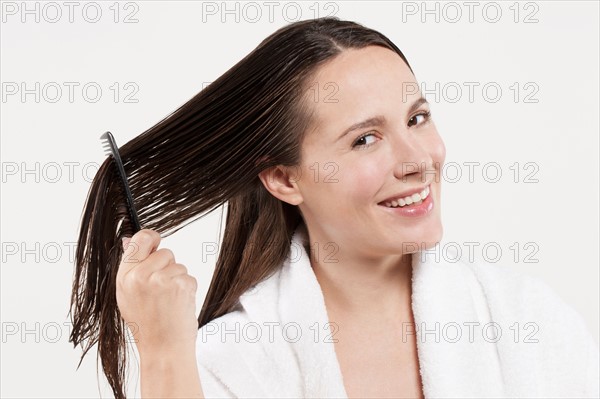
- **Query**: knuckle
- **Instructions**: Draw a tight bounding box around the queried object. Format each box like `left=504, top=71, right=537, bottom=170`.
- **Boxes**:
left=156, top=248, right=175, bottom=263
left=176, top=274, right=197, bottom=292
left=170, top=262, right=188, bottom=274
left=173, top=275, right=188, bottom=288
left=149, top=270, right=169, bottom=286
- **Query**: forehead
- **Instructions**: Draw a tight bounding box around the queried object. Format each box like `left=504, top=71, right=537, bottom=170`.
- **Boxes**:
left=303, top=45, right=419, bottom=137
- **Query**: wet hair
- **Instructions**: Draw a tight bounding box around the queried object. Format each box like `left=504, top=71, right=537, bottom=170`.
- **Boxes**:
left=68, top=16, right=412, bottom=398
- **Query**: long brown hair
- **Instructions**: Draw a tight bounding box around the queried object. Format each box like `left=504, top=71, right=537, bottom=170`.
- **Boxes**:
left=68, top=16, right=413, bottom=398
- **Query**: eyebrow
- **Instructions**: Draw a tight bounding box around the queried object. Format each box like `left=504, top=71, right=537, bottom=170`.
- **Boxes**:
left=335, top=96, right=429, bottom=142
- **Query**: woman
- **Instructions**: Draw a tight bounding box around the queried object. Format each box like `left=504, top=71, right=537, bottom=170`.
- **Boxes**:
left=69, top=17, right=599, bottom=398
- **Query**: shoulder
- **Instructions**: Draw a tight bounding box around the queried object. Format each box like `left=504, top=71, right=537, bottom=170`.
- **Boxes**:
left=464, top=257, right=588, bottom=330
left=429, top=242, right=586, bottom=325
left=456, top=255, right=599, bottom=397
left=438, top=246, right=590, bottom=336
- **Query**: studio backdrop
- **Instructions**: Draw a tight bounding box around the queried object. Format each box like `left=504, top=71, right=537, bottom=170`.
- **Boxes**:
left=1, top=1, right=598, bottom=397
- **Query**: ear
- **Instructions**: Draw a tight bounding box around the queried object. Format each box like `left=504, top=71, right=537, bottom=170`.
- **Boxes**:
left=258, top=165, right=303, bottom=206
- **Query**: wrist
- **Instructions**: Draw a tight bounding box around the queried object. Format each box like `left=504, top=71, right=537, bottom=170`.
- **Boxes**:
left=138, top=347, right=203, bottom=398
left=139, top=345, right=197, bottom=368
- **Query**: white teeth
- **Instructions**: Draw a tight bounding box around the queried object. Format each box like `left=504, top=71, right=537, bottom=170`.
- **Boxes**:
left=383, top=185, right=430, bottom=208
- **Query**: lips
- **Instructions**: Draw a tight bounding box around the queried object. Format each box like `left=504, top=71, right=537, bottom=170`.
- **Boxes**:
left=379, top=184, right=431, bottom=207
left=378, top=186, right=434, bottom=217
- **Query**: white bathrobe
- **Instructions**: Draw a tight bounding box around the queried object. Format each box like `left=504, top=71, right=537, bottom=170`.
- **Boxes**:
left=196, top=223, right=599, bottom=398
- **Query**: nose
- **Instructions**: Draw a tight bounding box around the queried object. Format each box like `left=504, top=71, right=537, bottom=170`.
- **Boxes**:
left=392, top=133, right=435, bottom=184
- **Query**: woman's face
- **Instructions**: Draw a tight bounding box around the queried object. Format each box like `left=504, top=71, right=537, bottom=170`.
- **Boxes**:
left=293, top=45, right=446, bottom=257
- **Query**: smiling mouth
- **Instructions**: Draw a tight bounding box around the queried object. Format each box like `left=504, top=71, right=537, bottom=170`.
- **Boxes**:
left=379, top=185, right=430, bottom=208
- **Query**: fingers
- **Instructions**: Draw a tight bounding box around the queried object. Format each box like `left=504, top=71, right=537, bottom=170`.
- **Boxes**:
left=118, top=229, right=162, bottom=276
left=153, top=262, right=188, bottom=280
left=149, top=263, right=197, bottom=293
left=116, top=229, right=196, bottom=299
left=114, top=227, right=199, bottom=356
left=132, top=248, right=176, bottom=280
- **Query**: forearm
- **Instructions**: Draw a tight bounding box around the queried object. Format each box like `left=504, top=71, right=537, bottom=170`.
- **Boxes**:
left=140, top=349, right=204, bottom=398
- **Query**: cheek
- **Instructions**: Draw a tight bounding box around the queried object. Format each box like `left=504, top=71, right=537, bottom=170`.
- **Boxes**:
left=299, top=156, right=383, bottom=207
left=337, top=157, right=384, bottom=201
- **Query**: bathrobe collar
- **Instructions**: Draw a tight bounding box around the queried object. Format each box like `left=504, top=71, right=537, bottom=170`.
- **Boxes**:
left=231, top=222, right=505, bottom=397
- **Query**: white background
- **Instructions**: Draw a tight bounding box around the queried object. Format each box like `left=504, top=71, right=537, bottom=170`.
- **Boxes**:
left=1, top=1, right=598, bottom=397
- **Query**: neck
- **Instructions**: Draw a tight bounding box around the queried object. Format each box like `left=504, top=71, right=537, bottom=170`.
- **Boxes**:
left=307, top=237, right=414, bottom=320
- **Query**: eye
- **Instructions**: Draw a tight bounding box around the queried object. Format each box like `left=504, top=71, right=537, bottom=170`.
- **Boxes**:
left=408, top=110, right=432, bottom=127
left=352, top=132, right=378, bottom=149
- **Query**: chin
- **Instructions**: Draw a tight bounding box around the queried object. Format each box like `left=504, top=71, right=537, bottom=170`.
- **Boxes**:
left=402, top=224, right=444, bottom=254
left=419, top=239, right=442, bottom=251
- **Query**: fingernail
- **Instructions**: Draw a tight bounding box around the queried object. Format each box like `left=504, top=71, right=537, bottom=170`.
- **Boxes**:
left=122, top=237, right=131, bottom=250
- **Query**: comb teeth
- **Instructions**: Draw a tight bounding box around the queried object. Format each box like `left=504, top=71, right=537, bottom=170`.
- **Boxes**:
left=100, top=132, right=114, bottom=157
left=98, top=131, right=142, bottom=233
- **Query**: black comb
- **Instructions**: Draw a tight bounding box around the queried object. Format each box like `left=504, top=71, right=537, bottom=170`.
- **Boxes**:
left=100, top=131, right=142, bottom=233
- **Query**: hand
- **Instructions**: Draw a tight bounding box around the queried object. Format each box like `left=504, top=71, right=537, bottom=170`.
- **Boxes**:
left=116, top=229, right=199, bottom=358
